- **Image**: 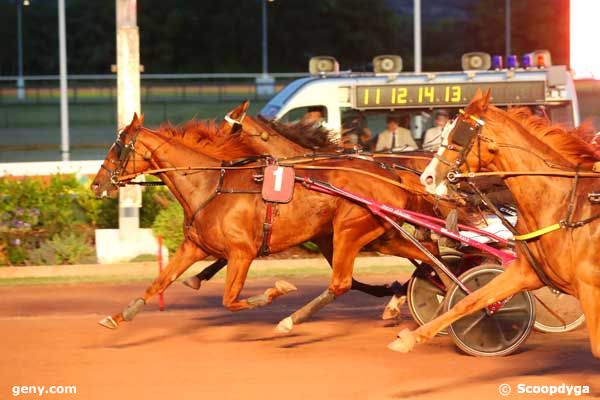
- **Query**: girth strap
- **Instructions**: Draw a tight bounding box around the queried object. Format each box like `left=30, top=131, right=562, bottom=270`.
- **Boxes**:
left=258, top=202, right=274, bottom=256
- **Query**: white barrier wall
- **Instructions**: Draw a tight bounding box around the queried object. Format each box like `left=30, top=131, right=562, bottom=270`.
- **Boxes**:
left=0, top=160, right=103, bottom=177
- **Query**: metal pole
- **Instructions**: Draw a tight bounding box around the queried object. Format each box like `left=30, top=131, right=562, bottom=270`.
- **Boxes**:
left=16, top=1, right=25, bottom=100
left=413, top=0, right=423, bottom=138
left=58, top=0, right=70, bottom=161
left=261, top=0, right=268, bottom=75
left=413, top=0, right=421, bottom=73
left=505, top=0, right=511, bottom=61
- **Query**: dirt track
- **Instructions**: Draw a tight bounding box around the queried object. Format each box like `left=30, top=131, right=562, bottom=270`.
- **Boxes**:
left=1, top=275, right=598, bottom=400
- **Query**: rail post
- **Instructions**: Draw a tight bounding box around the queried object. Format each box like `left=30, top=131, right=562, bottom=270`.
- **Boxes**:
left=158, top=235, right=165, bottom=311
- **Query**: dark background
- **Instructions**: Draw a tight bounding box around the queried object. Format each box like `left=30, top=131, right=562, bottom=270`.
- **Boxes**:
left=0, top=0, right=570, bottom=75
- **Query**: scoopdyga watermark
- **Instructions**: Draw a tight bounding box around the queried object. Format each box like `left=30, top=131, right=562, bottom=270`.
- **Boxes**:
left=499, top=383, right=590, bottom=397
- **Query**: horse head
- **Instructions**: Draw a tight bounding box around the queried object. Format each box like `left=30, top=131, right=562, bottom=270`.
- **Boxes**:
left=91, top=113, right=153, bottom=198
left=420, top=89, right=498, bottom=196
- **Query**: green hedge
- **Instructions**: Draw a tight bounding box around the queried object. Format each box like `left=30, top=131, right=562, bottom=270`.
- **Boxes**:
left=0, top=175, right=174, bottom=265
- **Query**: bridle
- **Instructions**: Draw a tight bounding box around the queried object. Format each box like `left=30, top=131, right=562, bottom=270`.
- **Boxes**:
left=434, top=109, right=486, bottom=182
left=223, top=111, right=280, bottom=141
left=101, top=125, right=144, bottom=186
left=223, top=111, right=245, bottom=135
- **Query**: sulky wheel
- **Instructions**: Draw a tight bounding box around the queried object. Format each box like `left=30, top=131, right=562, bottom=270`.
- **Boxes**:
left=444, top=264, right=535, bottom=357
left=533, top=287, right=586, bottom=333
left=407, top=249, right=463, bottom=336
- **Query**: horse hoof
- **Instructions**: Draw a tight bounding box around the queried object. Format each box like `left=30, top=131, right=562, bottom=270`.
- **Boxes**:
left=382, top=295, right=406, bottom=320
left=98, top=315, right=118, bottom=330
left=387, top=329, right=416, bottom=353
left=276, top=316, right=294, bottom=333
left=275, top=280, right=298, bottom=294
left=182, top=276, right=201, bottom=290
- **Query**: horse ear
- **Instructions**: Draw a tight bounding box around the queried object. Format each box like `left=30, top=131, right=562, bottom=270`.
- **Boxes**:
left=131, top=112, right=143, bottom=129
left=481, top=89, right=492, bottom=111
left=473, top=88, right=483, bottom=100
left=229, top=100, right=250, bottom=119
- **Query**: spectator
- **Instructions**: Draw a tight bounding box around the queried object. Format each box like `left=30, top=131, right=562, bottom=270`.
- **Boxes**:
left=422, top=110, right=449, bottom=151
left=301, top=106, right=326, bottom=126
left=341, top=114, right=371, bottom=150
left=375, top=115, right=417, bottom=152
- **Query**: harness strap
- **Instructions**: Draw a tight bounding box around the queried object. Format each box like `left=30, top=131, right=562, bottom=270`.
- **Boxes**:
left=467, top=182, right=560, bottom=291
left=513, top=223, right=562, bottom=241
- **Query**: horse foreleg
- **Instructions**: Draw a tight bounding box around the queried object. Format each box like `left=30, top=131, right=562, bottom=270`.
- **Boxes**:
left=388, top=260, right=542, bottom=352
left=98, top=240, right=207, bottom=329
left=182, top=258, right=228, bottom=290
left=221, top=252, right=297, bottom=312
left=577, top=276, right=600, bottom=358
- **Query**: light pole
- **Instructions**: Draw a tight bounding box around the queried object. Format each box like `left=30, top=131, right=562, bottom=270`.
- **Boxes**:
left=58, top=0, right=69, bottom=161
left=413, top=0, right=421, bottom=73
left=413, top=0, right=423, bottom=138
left=16, top=0, right=28, bottom=100
left=505, top=0, right=511, bottom=61
left=261, top=0, right=268, bottom=75
left=257, top=0, right=274, bottom=97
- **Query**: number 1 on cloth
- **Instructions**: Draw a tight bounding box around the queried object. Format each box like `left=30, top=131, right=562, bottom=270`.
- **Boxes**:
left=262, top=165, right=295, bottom=203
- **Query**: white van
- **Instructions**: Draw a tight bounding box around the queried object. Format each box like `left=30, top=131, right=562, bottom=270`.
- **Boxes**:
left=259, top=53, right=580, bottom=147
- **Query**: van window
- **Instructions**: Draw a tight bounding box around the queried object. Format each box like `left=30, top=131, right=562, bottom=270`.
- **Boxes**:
left=280, top=106, right=327, bottom=125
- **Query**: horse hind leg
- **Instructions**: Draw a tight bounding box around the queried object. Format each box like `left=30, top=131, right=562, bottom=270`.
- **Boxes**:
left=222, top=252, right=297, bottom=312
left=313, top=235, right=399, bottom=298
left=98, top=240, right=207, bottom=329
left=276, top=210, right=386, bottom=333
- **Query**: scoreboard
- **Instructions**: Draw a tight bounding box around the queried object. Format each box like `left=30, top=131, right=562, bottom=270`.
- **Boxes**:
left=354, top=81, right=546, bottom=109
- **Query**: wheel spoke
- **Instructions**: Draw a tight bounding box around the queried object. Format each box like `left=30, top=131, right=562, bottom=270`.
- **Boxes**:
left=494, top=304, right=530, bottom=315
left=493, top=317, right=510, bottom=346
left=457, top=312, right=486, bottom=337
left=432, top=297, right=445, bottom=317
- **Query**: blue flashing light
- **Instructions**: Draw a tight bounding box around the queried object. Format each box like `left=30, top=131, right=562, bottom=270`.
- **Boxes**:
left=491, top=55, right=503, bottom=69
left=507, top=54, right=518, bottom=69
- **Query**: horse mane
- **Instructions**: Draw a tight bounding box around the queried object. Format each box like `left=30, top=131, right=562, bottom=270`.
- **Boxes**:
left=266, top=119, right=338, bottom=150
left=156, top=119, right=254, bottom=160
left=502, top=107, right=600, bottom=167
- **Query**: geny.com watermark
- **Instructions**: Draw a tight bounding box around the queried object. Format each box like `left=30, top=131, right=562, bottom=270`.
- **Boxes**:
left=12, top=385, right=77, bottom=397
left=498, top=383, right=590, bottom=397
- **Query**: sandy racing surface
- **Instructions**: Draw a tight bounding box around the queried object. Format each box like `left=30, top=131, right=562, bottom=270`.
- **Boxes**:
left=1, top=275, right=598, bottom=400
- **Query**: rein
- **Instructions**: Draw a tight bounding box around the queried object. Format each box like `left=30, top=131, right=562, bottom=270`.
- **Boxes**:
left=448, top=170, right=600, bottom=181
left=115, top=157, right=432, bottom=196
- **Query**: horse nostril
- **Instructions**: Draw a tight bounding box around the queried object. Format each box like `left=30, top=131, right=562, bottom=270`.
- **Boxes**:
left=425, top=176, right=433, bottom=185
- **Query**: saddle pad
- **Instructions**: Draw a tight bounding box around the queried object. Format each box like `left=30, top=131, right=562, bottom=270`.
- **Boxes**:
left=262, top=165, right=295, bottom=203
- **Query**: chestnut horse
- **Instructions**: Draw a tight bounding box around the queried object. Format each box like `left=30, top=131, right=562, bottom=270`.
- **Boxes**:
left=390, top=90, right=600, bottom=357
left=184, top=101, right=439, bottom=323
left=91, top=114, right=435, bottom=330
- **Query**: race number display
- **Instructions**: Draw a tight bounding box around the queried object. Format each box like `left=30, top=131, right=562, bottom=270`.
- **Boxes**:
left=262, top=165, right=295, bottom=203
